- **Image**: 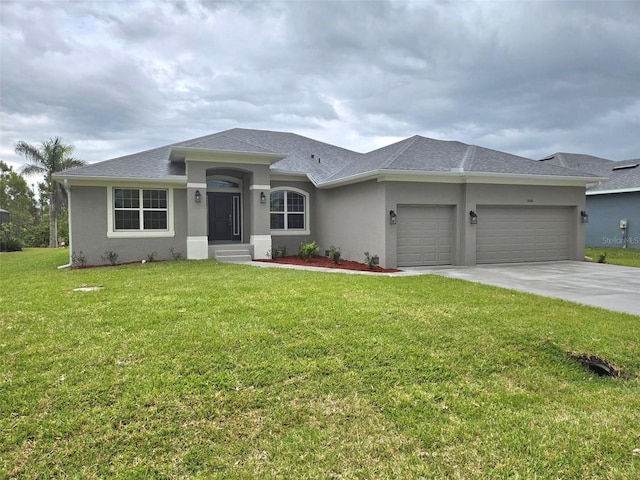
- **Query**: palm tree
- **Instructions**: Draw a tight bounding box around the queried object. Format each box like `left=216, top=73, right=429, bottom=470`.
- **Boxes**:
left=15, top=137, right=86, bottom=247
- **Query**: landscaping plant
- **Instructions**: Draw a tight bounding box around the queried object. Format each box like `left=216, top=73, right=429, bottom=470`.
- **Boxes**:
left=328, top=245, right=341, bottom=264
left=298, top=240, right=320, bottom=260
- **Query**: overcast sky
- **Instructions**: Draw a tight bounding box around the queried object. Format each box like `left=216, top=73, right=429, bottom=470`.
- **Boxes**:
left=2, top=0, right=639, bottom=176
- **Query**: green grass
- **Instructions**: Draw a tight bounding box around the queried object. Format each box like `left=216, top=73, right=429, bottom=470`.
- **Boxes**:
left=2, top=249, right=639, bottom=479
left=585, top=247, right=640, bottom=267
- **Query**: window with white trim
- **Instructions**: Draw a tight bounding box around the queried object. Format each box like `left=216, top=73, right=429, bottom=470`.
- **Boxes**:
left=270, top=189, right=306, bottom=231
left=114, top=188, right=168, bottom=231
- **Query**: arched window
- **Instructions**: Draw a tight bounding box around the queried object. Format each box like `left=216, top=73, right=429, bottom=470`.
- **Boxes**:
left=270, top=188, right=310, bottom=234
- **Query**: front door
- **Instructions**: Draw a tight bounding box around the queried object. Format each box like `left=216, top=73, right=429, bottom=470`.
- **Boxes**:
left=208, top=192, right=241, bottom=241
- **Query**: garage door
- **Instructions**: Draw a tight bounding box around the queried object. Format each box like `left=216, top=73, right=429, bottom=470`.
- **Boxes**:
left=397, top=206, right=453, bottom=266
left=476, top=206, right=572, bottom=264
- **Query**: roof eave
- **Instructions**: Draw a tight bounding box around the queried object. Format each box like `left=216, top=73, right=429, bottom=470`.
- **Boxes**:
left=53, top=174, right=187, bottom=185
left=317, top=169, right=605, bottom=188
left=269, top=169, right=316, bottom=184
left=169, top=146, right=286, bottom=164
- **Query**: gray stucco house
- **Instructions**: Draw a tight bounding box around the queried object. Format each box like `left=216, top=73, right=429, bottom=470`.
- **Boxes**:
left=540, top=153, right=639, bottom=250
left=53, top=128, right=601, bottom=268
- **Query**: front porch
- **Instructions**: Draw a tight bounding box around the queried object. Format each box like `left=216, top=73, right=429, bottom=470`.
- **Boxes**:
left=183, top=156, right=277, bottom=262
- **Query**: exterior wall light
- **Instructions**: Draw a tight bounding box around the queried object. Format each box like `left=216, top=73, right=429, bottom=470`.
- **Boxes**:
left=469, top=210, right=478, bottom=224
left=194, top=190, right=202, bottom=203
left=389, top=210, right=397, bottom=225
left=580, top=210, right=588, bottom=223
left=260, top=192, right=267, bottom=204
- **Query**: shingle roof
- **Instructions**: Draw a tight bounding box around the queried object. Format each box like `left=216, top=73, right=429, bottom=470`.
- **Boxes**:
left=56, top=145, right=185, bottom=179
left=218, top=128, right=364, bottom=184
left=539, top=153, right=640, bottom=192
left=327, top=136, right=597, bottom=181
left=56, top=128, right=601, bottom=185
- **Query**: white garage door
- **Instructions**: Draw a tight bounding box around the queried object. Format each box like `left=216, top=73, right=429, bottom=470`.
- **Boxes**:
left=397, top=206, right=453, bottom=266
left=476, top=206, right=572, bottom=264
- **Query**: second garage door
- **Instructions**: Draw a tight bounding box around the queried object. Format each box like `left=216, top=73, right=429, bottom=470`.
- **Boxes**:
left=476, top=206, right=572, bottom=264
left=397, top=205, right=453, bottom=266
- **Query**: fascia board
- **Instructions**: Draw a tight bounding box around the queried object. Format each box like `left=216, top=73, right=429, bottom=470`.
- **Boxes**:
left=270, top=169, right=322, bottom=187
left=269, top=171, right=312, bottom=183
left=316, top=169, right=605, bottom=189
left=317, top=171, right=379, bottom=188
left=462, top=172, right=606, bottom=186
left=171, top=146, right=286, bottom=164
left=587, top=187, right=640, bottom=195
left=53, top=174, right=187, bottom=187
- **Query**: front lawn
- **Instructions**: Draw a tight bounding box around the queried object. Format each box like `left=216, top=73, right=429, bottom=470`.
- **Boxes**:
left=1, top=249, right=639, bottom=479
left=585, top=246, right=640, bottom=267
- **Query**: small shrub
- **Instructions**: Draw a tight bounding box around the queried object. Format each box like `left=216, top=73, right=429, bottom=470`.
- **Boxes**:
left=298, top=241, right=320, bottom=261
left=101, top=250, right=119, bottom=266
left=328, top=245, right=341, bottom=264
left=71, top=250, right=87, bottom=267
left=598, top=252, right=607, bottom=263
left=146, top=251, right=158, bottom=262
left=271, top=244, right=287, bottom=259
left=169, top=247, right=184, bottom=261
left=364, top=251, right=379, bottom=270
left=0, top=237, right=23, bottom=252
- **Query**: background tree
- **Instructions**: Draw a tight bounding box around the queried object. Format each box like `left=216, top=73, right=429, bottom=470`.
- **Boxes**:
left=0, top=161, right=38, bottom=250
left=15, top=137, right=86, bottom=247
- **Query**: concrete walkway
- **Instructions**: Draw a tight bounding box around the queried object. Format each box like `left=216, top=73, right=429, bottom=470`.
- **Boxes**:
left=403, top=261, right=640, bottom=316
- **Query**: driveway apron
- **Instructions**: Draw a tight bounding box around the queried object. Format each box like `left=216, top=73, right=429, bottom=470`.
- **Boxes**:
left=405, top=261, right=640, bottom=316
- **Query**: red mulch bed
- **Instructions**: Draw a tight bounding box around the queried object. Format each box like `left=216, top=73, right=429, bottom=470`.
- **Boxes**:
left=257, top=255, right=402, bottom=273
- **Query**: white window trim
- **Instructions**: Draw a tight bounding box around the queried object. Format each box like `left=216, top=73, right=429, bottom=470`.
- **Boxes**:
left=270, top=186, right=310, bottom=236
left=107, top=186, right=175, bottom=238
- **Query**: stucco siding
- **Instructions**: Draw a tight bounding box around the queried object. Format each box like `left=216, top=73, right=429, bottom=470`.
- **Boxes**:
left=315, top=181, right=386, bottom=266
left=69, top=186, right=187, bottom=265
left=586, top=192, right=640, bottom=249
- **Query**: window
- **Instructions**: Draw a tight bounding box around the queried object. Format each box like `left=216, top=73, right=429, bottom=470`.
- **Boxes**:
left=207, top=179, right=240, bottom=188
left=270, top=189, right=308, bottom=232
left=114, top=188, right=168, bottom=231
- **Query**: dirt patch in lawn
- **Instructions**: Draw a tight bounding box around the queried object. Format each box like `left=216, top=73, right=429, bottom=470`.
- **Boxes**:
left=257, top=255, right=402, bottom=273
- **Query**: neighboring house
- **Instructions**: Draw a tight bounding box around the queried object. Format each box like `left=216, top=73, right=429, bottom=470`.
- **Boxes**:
left=53, top=128, right=601, bottom=268
left=0, top=208, right=10, bottom=225
left=540, top=153, right=640, bottom=249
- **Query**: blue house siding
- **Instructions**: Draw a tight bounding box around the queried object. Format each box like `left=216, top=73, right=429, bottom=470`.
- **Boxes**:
left=586, top=192, right=640, bottom=249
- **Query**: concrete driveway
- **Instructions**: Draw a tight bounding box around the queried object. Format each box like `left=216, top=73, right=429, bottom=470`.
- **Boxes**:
left=404, top=261, right=640, bottom=316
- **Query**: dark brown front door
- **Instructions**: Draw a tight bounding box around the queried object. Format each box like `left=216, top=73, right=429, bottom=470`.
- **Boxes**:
left=208, top=192, right=241, bottom=241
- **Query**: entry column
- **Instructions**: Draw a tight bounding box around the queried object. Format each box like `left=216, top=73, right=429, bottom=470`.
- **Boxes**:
left=186, top=161, right=208, bottom=259
left=249, top=165, right=272, bottom=259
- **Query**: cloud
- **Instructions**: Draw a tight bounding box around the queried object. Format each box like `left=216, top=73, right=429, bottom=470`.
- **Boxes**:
left=1, top=0, right=639, bottom=168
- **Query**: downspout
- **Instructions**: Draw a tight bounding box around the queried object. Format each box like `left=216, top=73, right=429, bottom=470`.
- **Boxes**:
left=57, top=178, right=72, bottom=269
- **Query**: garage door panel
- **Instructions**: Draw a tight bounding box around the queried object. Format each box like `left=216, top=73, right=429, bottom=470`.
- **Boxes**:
left=397, top=206, right=453, bottom=266
left=476, top=207, right=571, bottom=264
